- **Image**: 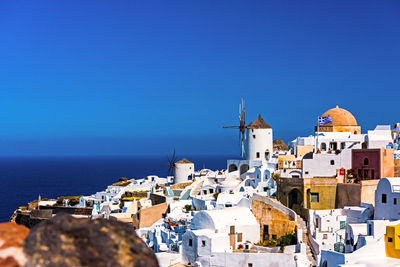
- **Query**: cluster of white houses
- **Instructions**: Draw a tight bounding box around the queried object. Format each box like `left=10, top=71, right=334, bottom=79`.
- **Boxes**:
left=33, top=106, right=400, bottom=267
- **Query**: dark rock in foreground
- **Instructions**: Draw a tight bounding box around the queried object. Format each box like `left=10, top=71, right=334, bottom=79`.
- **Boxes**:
left=24, top=213, right=159, bottom=267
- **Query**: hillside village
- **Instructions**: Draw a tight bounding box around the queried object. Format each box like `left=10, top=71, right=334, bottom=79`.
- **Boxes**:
left=12, top=105, right=400, bottom=267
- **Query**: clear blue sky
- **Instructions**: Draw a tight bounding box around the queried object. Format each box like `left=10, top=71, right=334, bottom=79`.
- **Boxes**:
left=1, top=1, right=399, bottom=156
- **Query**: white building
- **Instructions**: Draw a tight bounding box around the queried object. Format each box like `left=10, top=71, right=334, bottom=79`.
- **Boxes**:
left=227, top=115, right=275, bottom=175
left=367, top=125, right=393, bottom=149
left=174, top=158, right=195, bottom=184
left=374, top=177, right=400, bottom=221
left=182, top=207, right=260, bottom=265
left=247, top=115, right=273, bottom=161
left=302, top=149, right=352, bottom=178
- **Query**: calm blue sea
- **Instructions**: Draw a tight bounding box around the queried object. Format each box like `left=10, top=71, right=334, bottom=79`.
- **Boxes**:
left=0, top=155, right=233, bottom=222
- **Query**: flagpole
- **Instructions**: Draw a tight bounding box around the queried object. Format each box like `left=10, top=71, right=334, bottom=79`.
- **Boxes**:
left=316, top=116, right=319, bottom=153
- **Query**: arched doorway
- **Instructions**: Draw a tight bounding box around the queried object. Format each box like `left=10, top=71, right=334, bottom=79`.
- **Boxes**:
left=288, top=189, right=302, bottom=209
left=240, top=164, right=249, bottom=175
left=228, top=164, right=238, bottom=173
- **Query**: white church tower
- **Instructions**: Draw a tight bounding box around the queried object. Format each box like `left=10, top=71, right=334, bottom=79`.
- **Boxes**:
left=246, top=115, right=273, bottom=161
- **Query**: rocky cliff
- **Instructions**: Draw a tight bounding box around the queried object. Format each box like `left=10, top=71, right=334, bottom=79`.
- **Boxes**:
left=1, top=213, right=159, bottom=267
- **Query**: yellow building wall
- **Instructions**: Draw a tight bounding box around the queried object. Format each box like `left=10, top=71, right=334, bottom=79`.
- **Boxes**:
left=386, top=224, right=400, bottom=259
left=276, top=178, right=337, bottom=213
left=303, top=178, right=337, bottom=210
left=297, top=145, right=314, bottom=158
left=316, top=125, right=361, bottom=134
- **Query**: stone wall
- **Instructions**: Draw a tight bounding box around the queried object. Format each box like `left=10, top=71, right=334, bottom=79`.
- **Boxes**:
left=252, top=194, right=297, bottom=241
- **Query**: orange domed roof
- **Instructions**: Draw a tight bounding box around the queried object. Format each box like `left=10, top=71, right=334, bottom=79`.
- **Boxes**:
left=321, top=106, right=358, bottom=126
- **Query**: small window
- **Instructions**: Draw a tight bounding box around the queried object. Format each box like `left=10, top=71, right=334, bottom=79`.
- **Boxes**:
left=201, top=240, right=206, bottom=247
left=272, top=235, right=277, bottom=239
left=340, top=221, right=346, bottom=229
left=189, top=239, right=193, bottom=247
left=311, top=193, right=319, bottom=202
left=253, top=135, right=256, bottom=139
left=382, top=194, right=387, bottom=204
left=237, top=233, right=243, bottom=242
left=323, top=234, right=328, bottom=239
left=230, top=226, right=235, bottom=234
left=256, top=152, right=260, bottom=158
left=203, top=190, right=207, bottom=194
left=363, top=158, right=369, bottom=166
left=395, top=198, right=397, bottom=205
left=248, top=264, right=253, bottom=267
left=305, top=171, right=309, bottom=175
left=264, top=187, right=268, bottom=192
left=341, top=142, right=345, bottom=149
left=209, top=189, right=214, bottom=194
left=330, top=160, right=335, bottom=165
left=389, top=237, right=393, bottom=243
left=321, top=143, right=327, bottom=151
left=225, top=204, right=232, bottom=207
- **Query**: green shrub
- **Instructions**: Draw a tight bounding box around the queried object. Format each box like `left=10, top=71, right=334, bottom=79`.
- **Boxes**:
left=56, top=195, right=82, bottom=206
left=184, top=204, right=192, bottom=212
left=255, top=232, right=296, bottom=251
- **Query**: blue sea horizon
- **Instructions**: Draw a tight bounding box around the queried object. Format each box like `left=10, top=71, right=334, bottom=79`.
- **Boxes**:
left=0, top=154, right=236, bottom=222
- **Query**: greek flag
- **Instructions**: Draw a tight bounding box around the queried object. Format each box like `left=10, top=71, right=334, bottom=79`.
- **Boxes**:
left=319, top=116, right=333, bottom=126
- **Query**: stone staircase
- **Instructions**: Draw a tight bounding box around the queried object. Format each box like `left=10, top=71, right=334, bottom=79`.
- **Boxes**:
left=297, top=215, right=317, bottom=267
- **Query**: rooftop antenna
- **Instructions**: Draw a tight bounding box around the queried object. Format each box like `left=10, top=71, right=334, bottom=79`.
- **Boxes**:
left=223, top=97, right=248, bottom=158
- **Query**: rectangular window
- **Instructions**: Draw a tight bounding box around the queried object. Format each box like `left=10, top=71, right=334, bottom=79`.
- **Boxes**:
left=253, top=135, right=256, bottom=139
left=389, top=237, right=393, bottom=243
left=248, top=264, right=253, bottom=267
left=256, top=152, right=260, bottom=158
left=395, top=198, right=397, bottom=205
left=237, top=233, right=243, bottom=242
left=230, top=226, right=235, bottom=234
left=310, top=193, right=319, bottom=202
left=323, top=234, right=328, bottom=239
left=330, top=142, right=337, bottom=151
left=189, top=239, right=193, bottom=247
left=341, top=142, right=345, bottom=149
left=340, top=221, right=346, bottom=229
left=382, top=194, right=387, bottom=204
left=330, top=160, right=335, bottom=165
left=201, top=240, right=206, bottom=247
left=264, top=187, right=268, bottom=192
left=272, top=234, right=277, bottom=239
